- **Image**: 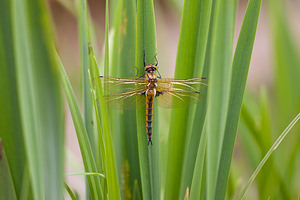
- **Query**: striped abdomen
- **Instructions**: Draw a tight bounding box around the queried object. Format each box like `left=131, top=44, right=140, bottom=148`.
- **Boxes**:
left=146, top=95, right=153, bottom=145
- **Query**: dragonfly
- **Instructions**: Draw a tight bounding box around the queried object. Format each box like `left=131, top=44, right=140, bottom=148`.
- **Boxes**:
left=99, top=57, right=207, bottom=145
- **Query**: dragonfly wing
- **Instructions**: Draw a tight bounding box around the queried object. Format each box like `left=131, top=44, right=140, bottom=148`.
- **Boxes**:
left=155, top=78, right=207, bottom=108
left=97, top=76, right=146, bottom=94
left=157, top=78, right=208, bottom=91
left=104, top=89, right=146, bottom=109
left=155, top=90, right=204, bottom=108
left=95, top=77, right=147, bottom=109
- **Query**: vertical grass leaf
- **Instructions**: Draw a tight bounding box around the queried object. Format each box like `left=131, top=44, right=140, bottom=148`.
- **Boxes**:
left=57, top=54, right=102, bottom=199
left=215, top=0, right=262, bottom=199
left=117, top=1, right=142, bottom=199
left=0, top=0, right=25, bottom=197
left=206, top=0, right=237, bottom=199
left=101, top=1, right=122, bottom=198
left=177, top=0, right=213, bottom=198
left=12, top=0, right=65, bottom=198
left=189, top=122, right=208, bottom=200
left=76, top=0, right=96, bottom=197
left=165, top=0, right=213, bottom=198
left=268, top=2, right=300, bottom=195
left=108, top=1, right=123, bottom=189
left=77, top=0, right=95, bottom=155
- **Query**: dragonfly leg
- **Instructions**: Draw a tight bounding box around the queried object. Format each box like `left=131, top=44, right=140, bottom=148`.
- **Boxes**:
left=136, top=72, right=145, bottom=79
left=155, top=91, right=164, bottom=97
left=138, top=91, right=146, bottom=96
left=135, top=66, right=139, bottom=77
left=135, top=67, right=145, bottom=79
left=156, top=69, right=162, bottom=79
left=155, top=53, right=158, bottom=66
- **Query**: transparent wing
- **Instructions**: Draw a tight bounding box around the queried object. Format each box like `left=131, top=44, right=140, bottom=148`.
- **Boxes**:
left=155, top=78, right=207, bottom=108
left=97, top=76, right=146, bottom=94
left=96, top=76, right=147, bottom=109
left=104, top=88, right=147, bottom=109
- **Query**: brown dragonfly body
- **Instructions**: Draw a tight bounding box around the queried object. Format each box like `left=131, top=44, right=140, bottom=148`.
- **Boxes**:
left=142, top=64, right=161, bottom=144
left=99, top=58, right=207, bottom=145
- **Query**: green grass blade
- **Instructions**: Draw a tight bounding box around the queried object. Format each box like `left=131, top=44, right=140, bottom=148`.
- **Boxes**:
left=19, top=165, right=33, bottom=200
left=108, top=1, right=123, bottom=189
left=88, top=53, right=107, bottom=196
left=0, top=141, right=17, bottom=200
left=12, top=0, right=44, bottom=198
left=113, top=0, right=142, bottom=198
left=77, top=0, right=95, bottom=155
left=268, top=2, right=300, bottom=195
left=57, top=54, right=102, bottom=199
left=164, top=0, right=213, bottom=199
left=136, top=0, right=160, bottom=199
left=106, top=2, right=139, bottom=198
left=189, top=122, right=208, bottom=200
left=177, top=0, right=212, bottom=198
left=12, top=0, right=65, bottom=198
left=269, top=0, right=300, bottom=127
left=89, top=40, right=121, bottom=200
left=0, top=0, right=25, bottom=197
left=240, top=93, right=263, bottom=167
left=88, top=48, right=107, bottom=197
left=215, top=0, right=262, bottom=199
left=65, top=183, right=78, bottom=200
left=76, top=1, right=95, bottom=197
left=183, top=4, right=216, bottom=197
left=206, top=0, right=237, bottom=199
left=104, top=0, right=110, bottom=76
left=95, top=1, right=122, bottom=199
left=65, top=172, right=105, bottom=178
left=241, top=90, right=293, bottom=199
left=236, top=113, right=300, bottom=200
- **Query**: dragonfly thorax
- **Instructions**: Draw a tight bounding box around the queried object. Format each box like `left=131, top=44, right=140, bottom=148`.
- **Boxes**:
left=146, top=70, right=158, bottom=90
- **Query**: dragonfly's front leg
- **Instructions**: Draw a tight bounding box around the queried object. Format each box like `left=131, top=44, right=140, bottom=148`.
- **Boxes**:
left=138, top=91, right=146, bottom=96
left=155, top=91, right=164, bottom=97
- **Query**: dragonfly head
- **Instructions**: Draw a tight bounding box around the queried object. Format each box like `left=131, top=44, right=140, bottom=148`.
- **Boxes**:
left=144, top=64, right=157, bottom=73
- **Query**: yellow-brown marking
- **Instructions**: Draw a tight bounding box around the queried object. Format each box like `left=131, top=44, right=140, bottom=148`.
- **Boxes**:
left=144, top=64, right=158, bottom=145
left=146, top=90, right=154, bottom=145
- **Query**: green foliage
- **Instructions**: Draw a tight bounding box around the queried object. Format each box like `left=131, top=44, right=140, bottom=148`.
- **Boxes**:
left=165, top=1, right=212, bottom=199
left=236, top=0, right=300, bottom=199
left=216, top=0, right=262, bottom=198
left=58, top=54, right=103, bottom=199
left=0, top=0, right=25, bottom=197
left=0, top=0, right=64, bottom=199
left=237, top=111, right=300, bottom=199
left=206, top=1, right=237, bottom=199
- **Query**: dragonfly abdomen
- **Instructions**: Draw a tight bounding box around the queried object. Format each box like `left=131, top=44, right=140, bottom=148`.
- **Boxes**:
left=146, top=94, right=154, bottom=145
